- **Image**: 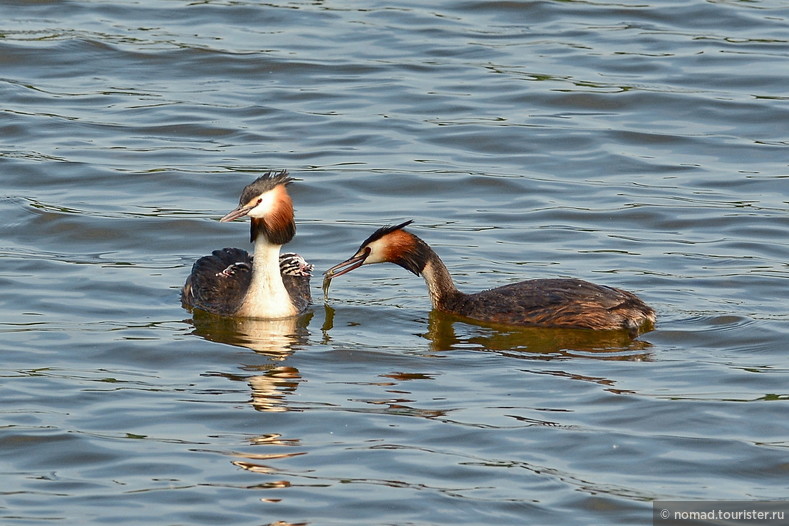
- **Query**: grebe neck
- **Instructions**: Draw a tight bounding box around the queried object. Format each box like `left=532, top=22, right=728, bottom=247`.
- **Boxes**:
left=238, top=238, right=297, bottom=318
left=419, top=249, right=466, bottom=312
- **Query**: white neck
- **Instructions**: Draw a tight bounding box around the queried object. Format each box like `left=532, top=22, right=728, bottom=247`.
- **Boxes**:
left=237, top=239, right=297, bottom=319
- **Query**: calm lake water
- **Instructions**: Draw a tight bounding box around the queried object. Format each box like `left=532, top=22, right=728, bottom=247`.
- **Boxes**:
left=2, top=1, right=788, bottom=524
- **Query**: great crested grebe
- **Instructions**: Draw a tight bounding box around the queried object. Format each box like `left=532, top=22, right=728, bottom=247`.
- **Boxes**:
left=324, top=221, right=655, bottom=335
left=182, top=171, right=312, bottom=318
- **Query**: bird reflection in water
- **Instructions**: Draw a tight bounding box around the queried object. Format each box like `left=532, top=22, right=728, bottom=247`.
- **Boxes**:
left=422, top=309, right=653, bottom=361
left=187, top=314, right=311, bottom=495
left=188, top=309, right=312, bottom=357
left=188, top=310, right=312, bottom=412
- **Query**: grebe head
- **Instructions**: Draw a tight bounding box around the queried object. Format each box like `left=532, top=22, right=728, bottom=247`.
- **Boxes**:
left=220, top=170, right=296, bottom=245
left=325, top=220, right=430, bottom=278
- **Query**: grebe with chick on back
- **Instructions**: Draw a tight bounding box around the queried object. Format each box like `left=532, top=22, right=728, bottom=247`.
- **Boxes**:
left=182, top=170, right=312, bottom=319
left=324, top=221, right=655, bottom=335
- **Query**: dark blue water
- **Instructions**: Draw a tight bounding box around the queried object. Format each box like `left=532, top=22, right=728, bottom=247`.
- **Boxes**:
left=2, top=1, right=788, bottom=524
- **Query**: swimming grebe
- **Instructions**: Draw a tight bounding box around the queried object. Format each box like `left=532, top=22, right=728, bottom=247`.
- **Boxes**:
left=324, top=221, right=655, bottom=335
left=182, top=171, right=312, bottom=318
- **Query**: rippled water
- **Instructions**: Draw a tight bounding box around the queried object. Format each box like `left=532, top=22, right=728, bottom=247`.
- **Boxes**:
left=2, top=1, right=788, bottom=524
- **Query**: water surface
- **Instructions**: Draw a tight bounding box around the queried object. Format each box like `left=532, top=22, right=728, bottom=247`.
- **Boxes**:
left=2, top=1, right=788, bottom=525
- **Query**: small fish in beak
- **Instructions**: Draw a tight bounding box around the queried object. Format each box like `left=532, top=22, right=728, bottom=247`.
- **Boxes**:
left=322, top=250, right=370, bottom=301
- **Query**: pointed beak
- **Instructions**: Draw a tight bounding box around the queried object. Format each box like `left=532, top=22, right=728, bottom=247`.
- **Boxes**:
left=220, top=204, right=253, bottom=222
left=324, top=251, right=369, bottom=279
